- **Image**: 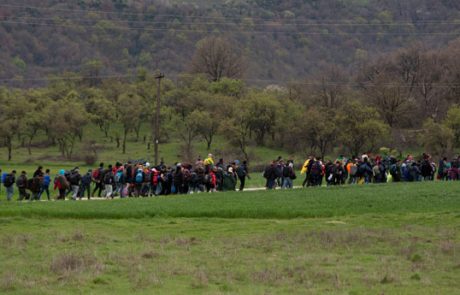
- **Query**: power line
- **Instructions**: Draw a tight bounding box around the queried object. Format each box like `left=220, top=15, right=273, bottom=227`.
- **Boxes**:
left=1, top=3, right=458, bottom=24
left=2, top=20, right=459, bottom=35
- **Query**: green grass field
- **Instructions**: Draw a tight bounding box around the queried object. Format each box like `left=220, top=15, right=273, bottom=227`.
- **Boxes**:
left=0, top=182, right=459, bottom=294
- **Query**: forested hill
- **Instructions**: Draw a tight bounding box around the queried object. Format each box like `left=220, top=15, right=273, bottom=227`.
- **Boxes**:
left=1, top=0, right=460, bottom=86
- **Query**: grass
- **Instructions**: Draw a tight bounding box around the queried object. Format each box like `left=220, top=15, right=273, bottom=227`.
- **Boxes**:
left=0, top=182, right=459, bottom=294
left=0, top=182, right=458, bottom=219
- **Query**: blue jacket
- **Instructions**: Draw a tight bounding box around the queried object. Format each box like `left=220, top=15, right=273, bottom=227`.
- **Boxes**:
left=43, top=175, right=51, bottom=186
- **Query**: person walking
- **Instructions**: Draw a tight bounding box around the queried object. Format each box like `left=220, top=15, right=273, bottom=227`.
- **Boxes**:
left=103, top=165, right=115, bottom=199
left=92, top=163, right=104, bottom=198
left=16, top=171, right=29, bottom=201
left=54, top=170, right=69, bottom=200
left=80, top=170, right=92, bottom=199
left=282, top=161, right=296, bottom=189
left=29, top=174, right=42, bottom=201
left=114, top=167, right=125, bottom=197
left=236, top=160, right=250, bottom=191
left=69, top=168, right=81, bottom=200
left=37, top=169, right=51, bottom=200
left=263, top=161, right=278, bottom=190
left=301, top=156, right=313, bottom=187
left=3, top=170, right=16, bottom=201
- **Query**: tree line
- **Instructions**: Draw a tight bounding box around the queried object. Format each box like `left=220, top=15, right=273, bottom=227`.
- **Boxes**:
left=1, top=40, right=460, bottom=163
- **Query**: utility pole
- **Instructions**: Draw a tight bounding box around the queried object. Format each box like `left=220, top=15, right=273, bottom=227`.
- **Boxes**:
left=154, top=72, right=164, bottom=166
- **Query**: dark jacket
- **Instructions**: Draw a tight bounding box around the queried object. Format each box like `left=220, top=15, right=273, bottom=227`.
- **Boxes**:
left=16, top=175, right=28, bottom=189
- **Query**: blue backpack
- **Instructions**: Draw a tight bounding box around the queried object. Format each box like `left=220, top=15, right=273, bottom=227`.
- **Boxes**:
left=135, top=171, right=143, bottom=183
left=115, top=171, right=123, bottom=183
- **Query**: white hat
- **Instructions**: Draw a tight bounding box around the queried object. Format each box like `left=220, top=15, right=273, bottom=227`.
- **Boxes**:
left=145, top=162, right=150, bottom=167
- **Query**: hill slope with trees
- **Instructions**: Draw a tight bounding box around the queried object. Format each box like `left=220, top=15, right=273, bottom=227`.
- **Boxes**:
left=1, top=0, right=460, bottom=84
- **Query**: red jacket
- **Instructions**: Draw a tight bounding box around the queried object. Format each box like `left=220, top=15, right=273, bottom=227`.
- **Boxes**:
left=210, top=171, right=217, bottom=187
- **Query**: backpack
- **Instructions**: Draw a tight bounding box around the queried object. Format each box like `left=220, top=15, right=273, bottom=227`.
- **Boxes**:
left=236, top=166, right=246, bottom=178
left=275, top=165, right=283, bottom=178
left=390, top=164, right=398, bottom=175
left=4, top=174, right=14, bottom=187
left=135, top=171, right=143, bottom=184
left=282, top=166, right=291, bottom=178
left=358, top=163, right=368, bottom=175
left=263, top=166, right=271, bottom=179
left=115, top=171, right=123, bottom=183
left=310, top=162, right=322, bottom=175
left=16, top=175, right=27, bottom=188
left=1, top=173, right=7, bottom=184
left=69, top=173, right=79, bottom=185
left=103, top=172, right=113, bottom=184
left=58, top=175, right=69, bottom=190
left=350, top=165, right=358, bottom=176
left=92, top=168, right=102, bottom=180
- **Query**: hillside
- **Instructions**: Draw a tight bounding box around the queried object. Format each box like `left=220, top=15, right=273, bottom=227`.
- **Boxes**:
left=1, top=0, right=460, bottom=86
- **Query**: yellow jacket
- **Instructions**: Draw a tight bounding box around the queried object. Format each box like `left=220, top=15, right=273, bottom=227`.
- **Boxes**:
left=204, top=157, right=214, bottom=166
left=301, top=159, right=310, bottom=174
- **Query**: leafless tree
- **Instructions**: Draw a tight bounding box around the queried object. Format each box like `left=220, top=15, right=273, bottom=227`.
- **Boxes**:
left=190, top=37, right=244, bottom=82
left=358, top=46, right=421, bottom=128
left=415, top=51, right=449, bottom=121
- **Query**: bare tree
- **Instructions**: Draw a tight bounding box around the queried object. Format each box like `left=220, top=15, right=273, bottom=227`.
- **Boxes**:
left=415, top=51, right=449, bottom=121
left=190, top=37, right=244, bottom=82
left=313, top=64, right=349, bottom=109
left=358, top=46, right=421, bottom=128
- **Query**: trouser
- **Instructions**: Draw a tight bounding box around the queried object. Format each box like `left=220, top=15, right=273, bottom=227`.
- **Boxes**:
left=348, top=176, right=357, bottom=184
left=134, top=184, right=142, bottom=197
left=120, top=184, right=129, bottom=198
left=104, top=184, right=113, bottom=198
left=92, top=182, right=103, bottom=197
left=282, top=178, right=293, bottom=189
left=58, top=189, right=66, bottom=200
left=18, top=188, right=29, bottom=201
left=302, top=174, right=310, bottom=187
left=267, top=178, right=276, bottom=190
left=38, top=185, right=50, bottom=200
left=30, top=191, right=40, bottom=201
left=277, top=177, right=282, bottom=187
left=79, top=184, right=91, bottom=199
left=71, top=185, right=79, bottom=200
left=149, top=184, right=157, bottom=196
left=115, top=182, right=123, bottom=196
left=239, top=176, right=246, bottom=191
left=6, top=186, right=14, bottom=201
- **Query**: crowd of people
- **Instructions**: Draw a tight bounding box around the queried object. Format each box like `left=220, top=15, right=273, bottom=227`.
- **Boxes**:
left=0, top=152, right=459, bottom=201
left=0, top=154, right=249, bottom=201
left=290, top=153, right=455, bottom=189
